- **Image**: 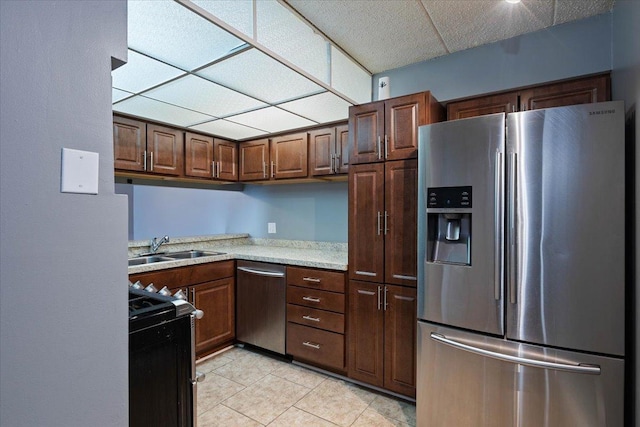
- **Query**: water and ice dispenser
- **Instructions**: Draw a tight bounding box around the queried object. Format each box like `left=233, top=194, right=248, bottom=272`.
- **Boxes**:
left=426, top=186, right=471, bottom=266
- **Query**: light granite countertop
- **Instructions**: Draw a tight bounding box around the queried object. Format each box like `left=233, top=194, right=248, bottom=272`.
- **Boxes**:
left=128, top=234, right=348, bottom=274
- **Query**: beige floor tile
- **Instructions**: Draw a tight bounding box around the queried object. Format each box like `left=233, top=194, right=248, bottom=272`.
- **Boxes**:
left=197, top=372, right=246, bottom=415
left=267, top=407, right=338, bottom=427
left=198, top=404, right=263, bottom=427
left=197, top=353, right=234, bottom=373
left=214, top=351, right=287, bottom=386
left=223, top=374, right=311, bottom=425
left=368, top=394, right=416, bottom=426
left=294, top=378, right=377, bottom=427
left=271, top=363, right=328, bottom=389
left=351, top=407, right=412, bottom=427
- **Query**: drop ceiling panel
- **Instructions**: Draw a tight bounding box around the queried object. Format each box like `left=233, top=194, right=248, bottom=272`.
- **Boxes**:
left=113, top=96, right=215, bottom=128
left=256, top=0, right=330, bottom=83
left=112, top=50, right=185, bottom=94
left=143, top=75, right=267, bottom=118
left=227, top=107, right=316, bottom=133
left=112, top=88, right=133, bottom=103
left=286, top=0, right=447, bottom=74
left=189, top=119, right=268, bottom=140
left=421, top=0, right=554, bottom=53
left=192, top=0, right=254, bottom=38
left=331, top=46, right=371, bottom=104
left=279, top=92, right=351, bottom=123
left=128, top=0, right=245, bottom=71
left=196, top=48, right=324, bottom=104
left=554, top=0, right=614, bottom=25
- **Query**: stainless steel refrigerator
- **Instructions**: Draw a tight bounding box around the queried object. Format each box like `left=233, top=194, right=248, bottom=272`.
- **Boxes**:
left=417, top=101, right=626, bottom=426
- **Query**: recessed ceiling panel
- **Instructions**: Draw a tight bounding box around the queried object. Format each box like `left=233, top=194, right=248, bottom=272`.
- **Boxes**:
left=331, top=47, right=371, bottom=104
left=143, top=75, right=267, bottom=118
left=113, top=95, right=215, bottom=128
left=191, top=0, right=254, bottom=38
left=227, top=107, right=316, bottom=133
left=197, top=48, right=324, bottom=104
left=278, top=92, right=351, bottom=123
left=112, top=50, right=185, bottom=94
left=189, top=119, right=268, bottom=140
left=421, top=0, right=553, bottom=53
left=128, top=0, right=245, bottom=71
left=256, top=0, right=329, bottom=83
left=112, top=88, right=134, bottom=103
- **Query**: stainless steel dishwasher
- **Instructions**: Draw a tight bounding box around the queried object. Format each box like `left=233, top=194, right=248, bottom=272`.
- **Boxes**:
left=236, top=260, right=286, bottom=355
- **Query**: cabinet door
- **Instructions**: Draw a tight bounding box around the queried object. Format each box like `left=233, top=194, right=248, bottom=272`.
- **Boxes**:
left=239, top=139, right=269, bottom=181
left=309, top=127, right=335, bottom=176
left=447, top=92, right=519, bottom=120
left=347, top=280, right=384, bottom=387
left=349, top=101, right=384, bottom=164
left=384, top=285, right=417, bottom=398
left=214, top=138, right=238, bottom=181
left=185, top=132, right=213, bottom=178
left=349, top=163, right=385, bottom=283
left=520, top=73, right=610, bottom=111
left=191, top=277, right=235, bottom=356
left=385, top=160, right=418, bottom=286
left=147, top=124, right=184, bottom=176
left=114, top=116, right=146, bottom=172
left=385, top=93, right=423, bottom=160
left=271, top=132, right=308, bottom=179
left=336, top=124, right=350, bottom=174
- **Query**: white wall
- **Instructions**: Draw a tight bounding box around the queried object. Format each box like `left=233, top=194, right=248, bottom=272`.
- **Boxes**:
left=0, top=1, right=129, bottom=426
left=612, top=1, right=640, bottom=423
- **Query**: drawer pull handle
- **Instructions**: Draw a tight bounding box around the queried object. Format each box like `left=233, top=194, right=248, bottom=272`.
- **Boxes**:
left=302, top=296, right=321, bottom=303
left=303, top=341, right=320, bottom=350
left=303, top=277, right=321, bottom=283
left=302, top=315, right=320, bottom=322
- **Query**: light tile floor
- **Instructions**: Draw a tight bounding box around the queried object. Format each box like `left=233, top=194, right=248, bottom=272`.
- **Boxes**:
left=196, top=346, right=416, bottom=427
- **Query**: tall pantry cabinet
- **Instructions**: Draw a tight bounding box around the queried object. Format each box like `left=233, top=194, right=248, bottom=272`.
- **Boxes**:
left=347, top=91, right=444, bottom=398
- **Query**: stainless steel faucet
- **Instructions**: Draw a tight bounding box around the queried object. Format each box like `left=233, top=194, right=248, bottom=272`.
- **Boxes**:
left=150, top=235, right=170, bottom=253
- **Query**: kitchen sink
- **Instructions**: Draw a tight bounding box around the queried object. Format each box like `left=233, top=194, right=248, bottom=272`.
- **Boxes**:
left=128, top=255, right=174, bottom=266
left=165, top=250, right=225, bottom=259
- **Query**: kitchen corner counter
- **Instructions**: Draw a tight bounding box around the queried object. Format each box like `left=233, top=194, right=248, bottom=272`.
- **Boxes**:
left=127, top=235, right=348, bottom=274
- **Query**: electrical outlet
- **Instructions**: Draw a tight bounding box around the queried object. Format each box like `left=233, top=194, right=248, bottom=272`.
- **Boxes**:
left=268, top=222, right=276, bottom=234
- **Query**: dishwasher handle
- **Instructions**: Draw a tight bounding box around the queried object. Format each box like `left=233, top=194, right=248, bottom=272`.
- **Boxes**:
left=237, top=266, right=285, bottom=278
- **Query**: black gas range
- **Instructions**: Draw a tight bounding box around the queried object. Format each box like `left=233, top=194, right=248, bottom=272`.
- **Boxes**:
left=128, top=286, right=204, bottom=427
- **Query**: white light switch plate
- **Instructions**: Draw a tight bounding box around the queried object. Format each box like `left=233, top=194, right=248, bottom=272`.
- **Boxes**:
left=61, top=148, right=99, bottom=194
left=268, top=222, right=276, bottom=234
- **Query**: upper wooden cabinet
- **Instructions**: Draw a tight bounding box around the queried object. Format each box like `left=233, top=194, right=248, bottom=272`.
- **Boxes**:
left=309, top=125, right=349, bottom=176
left=349, top=92, right=444, bottom=165
left=240, top=133, right=309, bottom=182
left=185, top=132, right=238, bottom=181
left=447, top=73, right=611, bottom=120
left=114, top=116, right=184, bottom=176
left=239, top=139, right=269, bottom=181
left=271, top=132, right=308, bottom=179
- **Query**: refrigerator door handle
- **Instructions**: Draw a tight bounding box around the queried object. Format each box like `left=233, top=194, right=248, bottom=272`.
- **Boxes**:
left=508, top=152, right=518, bottom=304
left=430, top=333, right=601, bottom=375
left=494, top=150, right=504, bottom=301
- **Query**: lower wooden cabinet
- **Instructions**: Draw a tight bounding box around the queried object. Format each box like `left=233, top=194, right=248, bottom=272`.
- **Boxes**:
left=191, top=277, right=235, bottom=356
left=129, top=260, right=235, bottom=358
left=286, top=266, right=346, bottom=373
left=347, top=280, right=417, bottom=398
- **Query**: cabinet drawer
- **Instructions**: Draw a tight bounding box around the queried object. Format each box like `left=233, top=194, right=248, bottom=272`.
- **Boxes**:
left=287, top=286, right=345, bottom=313
left=287, top=322, right=345, bottom=371
left=287, top=266, right=345, bottom=292
left=287, top=304, right=344, bottom=334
